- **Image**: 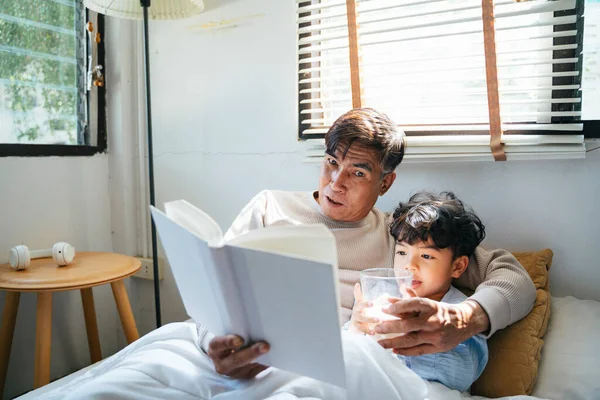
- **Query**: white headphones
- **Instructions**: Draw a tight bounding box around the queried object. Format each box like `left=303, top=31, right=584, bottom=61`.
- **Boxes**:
left=9, top=242, right=76, bottom=270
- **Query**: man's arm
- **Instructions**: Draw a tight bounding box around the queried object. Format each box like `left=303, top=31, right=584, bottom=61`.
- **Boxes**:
left=222, top=190, right=269, bottom=241
left=197, top=323, right=214, bottom=353
left=456, top=247, right=536, bottom=336
left=376, top=295, right=487, bottom=356
left=376, top=248, right=535, bottom=355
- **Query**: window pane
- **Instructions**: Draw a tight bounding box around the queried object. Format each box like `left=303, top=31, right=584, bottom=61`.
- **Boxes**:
left=0, top=0, right=83, bottom=145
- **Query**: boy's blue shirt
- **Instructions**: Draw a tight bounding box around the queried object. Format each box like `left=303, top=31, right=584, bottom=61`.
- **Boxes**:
left=345, top=285, right=489, bottom=392
left=396, top=285, right=489, bottom=392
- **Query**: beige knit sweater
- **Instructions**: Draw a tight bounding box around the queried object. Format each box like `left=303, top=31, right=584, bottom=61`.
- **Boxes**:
left=197, top=190, right=535, bottom=349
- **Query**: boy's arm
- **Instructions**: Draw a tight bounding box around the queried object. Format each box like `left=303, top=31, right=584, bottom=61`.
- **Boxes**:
left=455, top=247, right=536, bottom=336
left=401, top=335, right=488, bottom=392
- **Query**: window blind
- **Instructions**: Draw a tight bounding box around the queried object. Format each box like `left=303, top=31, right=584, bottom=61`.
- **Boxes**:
left=297, top=0, right=587, bottom=161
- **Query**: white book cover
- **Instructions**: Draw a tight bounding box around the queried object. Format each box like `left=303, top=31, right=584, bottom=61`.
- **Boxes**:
left=150, top=200, right=346, bottom=388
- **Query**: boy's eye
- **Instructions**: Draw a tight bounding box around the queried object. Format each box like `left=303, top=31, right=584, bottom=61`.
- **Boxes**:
left=421, top=254, right=434, bottom=260
left=396, top=250, right=406, bottom=256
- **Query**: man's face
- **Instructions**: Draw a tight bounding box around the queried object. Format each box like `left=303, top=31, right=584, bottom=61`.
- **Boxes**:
left=394, top=239, right=468, bottom=301
left=317, top=144, right=395, bottom=222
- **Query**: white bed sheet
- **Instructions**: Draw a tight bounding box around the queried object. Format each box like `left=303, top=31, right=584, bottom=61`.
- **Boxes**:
left=17, top=296, right=599, bottom=400
left=530, top=296, right=600, bottom=400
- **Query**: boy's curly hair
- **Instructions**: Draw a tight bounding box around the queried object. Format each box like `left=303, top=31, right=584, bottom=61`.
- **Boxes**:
left=389, top=191, right=486, bottom=259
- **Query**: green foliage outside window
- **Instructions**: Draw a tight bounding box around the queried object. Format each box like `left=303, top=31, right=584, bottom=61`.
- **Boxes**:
left=0, top=0, right=82, bottom=144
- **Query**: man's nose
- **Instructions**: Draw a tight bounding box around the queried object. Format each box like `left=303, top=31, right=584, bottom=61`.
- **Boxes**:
left=330, top=170, right=348, bottom=191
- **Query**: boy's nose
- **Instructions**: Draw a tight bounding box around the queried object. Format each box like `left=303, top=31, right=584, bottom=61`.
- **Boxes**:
left=405, top=261, right=419, bottom=271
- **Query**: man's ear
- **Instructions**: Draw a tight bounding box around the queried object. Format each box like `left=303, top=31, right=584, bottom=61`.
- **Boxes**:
left=451, top=255, right=470, bottom=278
left=380, top=172, right=396, bottom=196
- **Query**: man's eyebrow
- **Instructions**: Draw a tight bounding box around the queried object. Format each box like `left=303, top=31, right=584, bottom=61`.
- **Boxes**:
left=324, top=150, right=374, bottom=171
left=353, top=162, right=373, bottom=172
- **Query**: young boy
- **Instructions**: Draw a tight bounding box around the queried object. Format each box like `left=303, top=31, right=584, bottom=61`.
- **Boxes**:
left=348, top=191, right=489, bottom=392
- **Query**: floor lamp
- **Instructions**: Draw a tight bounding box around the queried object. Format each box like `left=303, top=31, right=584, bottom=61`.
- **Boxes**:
left=83, top=0, right=205, bottom=328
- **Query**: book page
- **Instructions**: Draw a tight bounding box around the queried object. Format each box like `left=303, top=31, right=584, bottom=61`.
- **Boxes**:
left=164, top=200, right=224, bottom=246
left=225, top=234, right=346, bottom=388
left=151, top=207, right=233, bottom=335
left=226, top=224, right=338, bottom=266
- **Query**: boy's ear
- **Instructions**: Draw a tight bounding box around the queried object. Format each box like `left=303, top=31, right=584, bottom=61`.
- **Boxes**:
left=450, top=255, right=469, bottom=279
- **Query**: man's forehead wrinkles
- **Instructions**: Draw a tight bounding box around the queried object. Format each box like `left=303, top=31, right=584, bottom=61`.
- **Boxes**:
left=333, top=148, right=377, bottom=164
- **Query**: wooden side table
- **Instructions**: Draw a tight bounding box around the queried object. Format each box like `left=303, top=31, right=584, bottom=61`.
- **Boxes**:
left=0, top=252, right=141, bottom=396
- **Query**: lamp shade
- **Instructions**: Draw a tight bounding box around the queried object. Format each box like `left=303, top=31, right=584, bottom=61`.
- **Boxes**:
left=83, top=0, right=204, bottom=20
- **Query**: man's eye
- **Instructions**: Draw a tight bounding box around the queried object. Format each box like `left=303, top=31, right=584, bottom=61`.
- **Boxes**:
left=328, top=158, right=338, bottom=166
left=354, top=171, right=365, bottom=177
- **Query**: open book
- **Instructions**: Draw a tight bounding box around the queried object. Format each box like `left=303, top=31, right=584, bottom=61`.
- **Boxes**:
left=150, top=200, right=346, bottom=388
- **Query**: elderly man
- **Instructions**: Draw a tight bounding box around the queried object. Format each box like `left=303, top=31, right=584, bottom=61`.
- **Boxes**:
left=200, top=108, right=536, bottom=380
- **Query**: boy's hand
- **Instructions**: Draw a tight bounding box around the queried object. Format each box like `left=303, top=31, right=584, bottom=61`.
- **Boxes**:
left=349, top=283, right=379, bottom=334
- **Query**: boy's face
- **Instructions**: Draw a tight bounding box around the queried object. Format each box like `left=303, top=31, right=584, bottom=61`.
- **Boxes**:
left=394, top=239, right=469, bottom=301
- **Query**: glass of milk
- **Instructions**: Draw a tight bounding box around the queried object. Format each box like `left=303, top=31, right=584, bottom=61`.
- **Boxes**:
left=360, top=268, right=413, bottom=341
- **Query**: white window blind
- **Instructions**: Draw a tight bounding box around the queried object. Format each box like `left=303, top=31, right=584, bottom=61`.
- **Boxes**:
left=297, top=0, right=588, bottom=162
left=582, top=0, right=600, bottom=120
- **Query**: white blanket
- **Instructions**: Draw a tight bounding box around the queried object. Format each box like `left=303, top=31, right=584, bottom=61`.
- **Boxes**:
left=36, top=322, right=545, bottom=400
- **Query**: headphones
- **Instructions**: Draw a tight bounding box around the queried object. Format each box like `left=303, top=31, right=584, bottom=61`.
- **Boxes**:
left=9, top=242, right=76, bottom=270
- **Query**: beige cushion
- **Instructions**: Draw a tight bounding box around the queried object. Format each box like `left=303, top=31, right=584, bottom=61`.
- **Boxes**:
left=470, top=249, right=553, bottom=397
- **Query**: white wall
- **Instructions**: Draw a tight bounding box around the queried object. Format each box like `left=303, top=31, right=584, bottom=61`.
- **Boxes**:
left=104, top=16, right=157, bottom=341
left=103, top=16, right=191, bottom=337
left=0, top=156, right=120, bottom=399
left=138, top=0, right=600, bottom=329
left=0, top=1, right=594, bottom=396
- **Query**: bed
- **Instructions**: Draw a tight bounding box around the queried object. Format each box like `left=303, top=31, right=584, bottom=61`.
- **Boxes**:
left=16, top=295, right=600, bottom=400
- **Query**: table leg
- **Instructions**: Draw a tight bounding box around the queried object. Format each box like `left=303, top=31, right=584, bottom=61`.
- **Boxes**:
left=110, top=280, right=139, bottom=344
left=34, top=292, right=52, bottom=388
left=0, top=292, right=20, bottom=397
left=80, top=288, right=102, bottom=363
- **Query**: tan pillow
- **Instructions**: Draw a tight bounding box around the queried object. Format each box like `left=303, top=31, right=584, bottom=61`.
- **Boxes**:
left=470, top=249, right=553, bottom=397
left=512, top=249, right=553, bottom=291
